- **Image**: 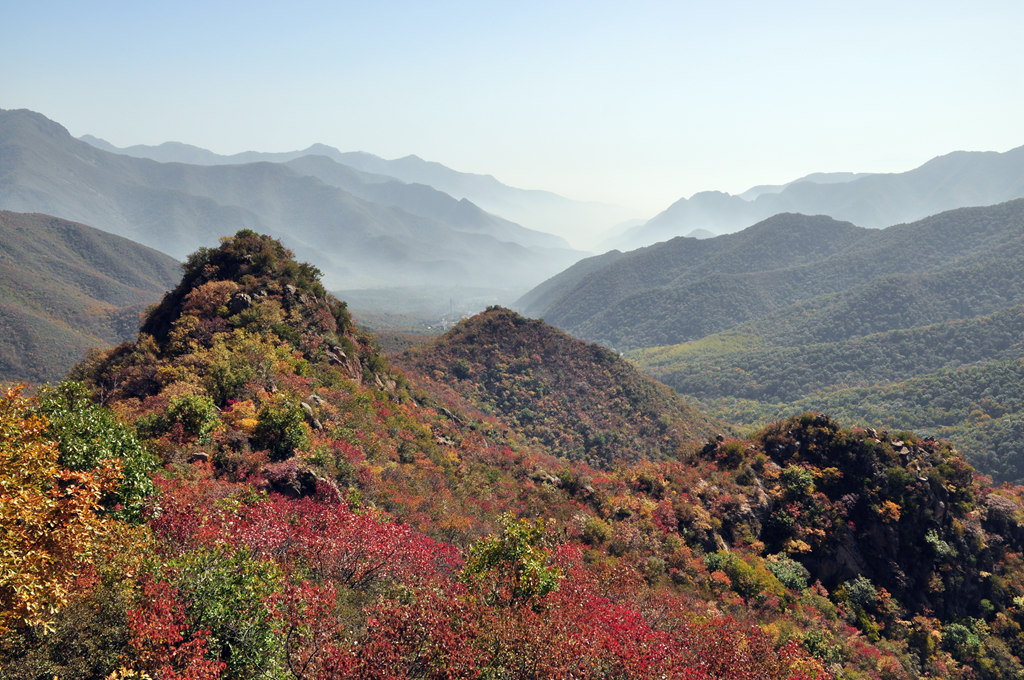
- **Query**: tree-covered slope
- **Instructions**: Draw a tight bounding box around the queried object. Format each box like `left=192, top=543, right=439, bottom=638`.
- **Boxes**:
left=746, top=358, right=1024, bottom=484
left=520, top=213, right=871, bottom=334
left=394, top=306, right=724, bottom=467
left=0, top=211, right=180, bottom=382
left=521, top=200, right=1024, bottom=485
left=636, top=304, right=1024, bottom=403
left=627, top=248, right=1024, bottom=482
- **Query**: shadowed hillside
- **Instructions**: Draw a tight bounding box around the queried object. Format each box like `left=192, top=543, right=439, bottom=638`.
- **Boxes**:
left=0, top=211, right=180, bottom=382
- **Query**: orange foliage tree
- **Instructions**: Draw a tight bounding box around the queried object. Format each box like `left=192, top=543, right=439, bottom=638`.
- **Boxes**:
left=0, top=385, right=120, bottom=634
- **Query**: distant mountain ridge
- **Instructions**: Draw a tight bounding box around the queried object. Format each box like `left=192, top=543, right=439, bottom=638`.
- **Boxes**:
left=81, top=134, right=560, bottom=245
left=609, top=145, right=1024, bottom=250
left=519, top=212, right=871, bottom=346
left=280, top=154, right=566, bottom=251
left=521, top=201, right=1024, bottom=349
left=737, top=171, right=871, bottom=200
left=0, top=211, right=180, bottom=383
left=80, top=134, right=638, bottom=249
left=0, top=108, right=582, bottom=298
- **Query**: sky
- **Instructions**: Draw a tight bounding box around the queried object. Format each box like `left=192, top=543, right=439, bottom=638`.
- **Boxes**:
left=3, top=0, right=1024, bottom=216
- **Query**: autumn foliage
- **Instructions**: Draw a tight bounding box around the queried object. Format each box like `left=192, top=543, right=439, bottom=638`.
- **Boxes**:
left=0, top=385, right=119, bottom=634
left=8, top=231, right=1024, bottom=679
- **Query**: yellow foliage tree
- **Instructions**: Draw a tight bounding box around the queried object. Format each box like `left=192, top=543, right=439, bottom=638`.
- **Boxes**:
left=0, top=385, right=120, bottom=633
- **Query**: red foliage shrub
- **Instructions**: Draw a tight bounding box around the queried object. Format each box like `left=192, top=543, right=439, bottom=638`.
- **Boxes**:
left=126, top=577, right=225, bottom=680
left=228, top=496, right=463, bottom=588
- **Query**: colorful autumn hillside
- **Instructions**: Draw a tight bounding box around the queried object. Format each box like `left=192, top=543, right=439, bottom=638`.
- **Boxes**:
left=394, top=306, right=724, bottom=467
left=5, top=230, right=1024, bottom=679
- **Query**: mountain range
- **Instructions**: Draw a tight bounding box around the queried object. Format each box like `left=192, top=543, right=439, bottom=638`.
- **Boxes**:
left=8, top=230, right=1024, bottom=679
left=0, top=108, right=582, bottom=300
left=7, top=100, right=1024, bottom=679
left=515, top=199, right=1024, bottom=483
left=79, top=134, right=638, bottom=249
left=521, top=201, right=1024, bottom=349
left=607, top=145, right=1024, bottom=251
left=10, top=106, right=1023, bottom=314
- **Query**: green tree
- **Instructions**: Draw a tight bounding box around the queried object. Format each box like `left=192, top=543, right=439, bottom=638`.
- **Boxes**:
left=36, top=381, right=156, bottom=521
left=166, top=393, right=220, bottom=443
left=461, top=513, right=563, bottom=610
left=161, top=545, right=284, bottom=680
left=253, top=397, right=310, bottom=462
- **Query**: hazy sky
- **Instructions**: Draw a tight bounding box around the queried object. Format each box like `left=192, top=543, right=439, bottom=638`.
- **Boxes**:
left=3, top=1, right=1023, bottom=216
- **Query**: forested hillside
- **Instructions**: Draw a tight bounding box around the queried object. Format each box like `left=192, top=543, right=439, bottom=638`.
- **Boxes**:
left=515, top=200, right=1024, bottom=484
left=520, top=213, right=871, bottom=343
left=521, top=201, right=1024, bottom=349
left=394, top=306, right=724, bottom=467
left=7, top=231, right=1024, bottom=678
left=606, top=200, right=1024, bottom=483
